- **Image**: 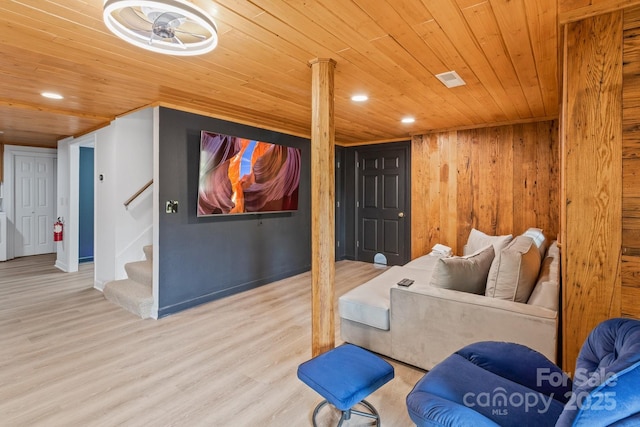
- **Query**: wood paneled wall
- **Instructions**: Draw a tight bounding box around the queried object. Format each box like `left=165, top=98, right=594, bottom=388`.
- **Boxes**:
left=561, top=11, right=623, bottom=373
left=559, top=0, right=640, bottom=23
left=623, top=7, right=640, bottom=318
left=411, top=120, right=559, bottom=259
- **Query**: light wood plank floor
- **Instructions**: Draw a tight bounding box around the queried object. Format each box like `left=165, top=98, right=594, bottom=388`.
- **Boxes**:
left=0, top=255, right=424, bottom=426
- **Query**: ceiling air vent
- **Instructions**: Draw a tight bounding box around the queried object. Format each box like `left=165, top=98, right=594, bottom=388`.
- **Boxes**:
left=435, top=71, right=466, bottom=88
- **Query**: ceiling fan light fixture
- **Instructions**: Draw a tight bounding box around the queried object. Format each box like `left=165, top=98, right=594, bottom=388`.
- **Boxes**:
left=103, top=0, right=218, bottom=56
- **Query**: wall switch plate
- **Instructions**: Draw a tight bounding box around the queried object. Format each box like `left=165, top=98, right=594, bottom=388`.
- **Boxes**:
left=165, top=200, right=178, bottom=214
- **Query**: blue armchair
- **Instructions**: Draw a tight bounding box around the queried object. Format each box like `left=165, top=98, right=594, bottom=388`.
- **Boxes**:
left=406, top=318, right=640, bottom=426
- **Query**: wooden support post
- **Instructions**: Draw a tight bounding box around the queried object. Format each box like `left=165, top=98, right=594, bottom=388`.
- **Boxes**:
left=309, top=58, right=336, bottom=357
left=561, top=12, right=622, bottom=373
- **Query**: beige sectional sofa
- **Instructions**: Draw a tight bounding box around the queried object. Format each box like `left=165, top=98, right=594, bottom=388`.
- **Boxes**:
left=339, top=229, right=560, bottom=371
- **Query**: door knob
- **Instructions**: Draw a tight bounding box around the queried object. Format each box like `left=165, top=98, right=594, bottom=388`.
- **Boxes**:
left=398, top=212, right=405, bottom=218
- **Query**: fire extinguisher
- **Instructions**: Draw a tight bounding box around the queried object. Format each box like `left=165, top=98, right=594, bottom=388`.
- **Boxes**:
left=53, top=217, right=64, bottom=242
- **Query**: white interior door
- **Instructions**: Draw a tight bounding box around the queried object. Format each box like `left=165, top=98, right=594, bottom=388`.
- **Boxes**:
left=14, top=155, right=55, bottom=257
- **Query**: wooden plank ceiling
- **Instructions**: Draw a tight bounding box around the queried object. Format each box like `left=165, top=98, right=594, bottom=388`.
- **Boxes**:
left=0, top=0, right=558, bottom=147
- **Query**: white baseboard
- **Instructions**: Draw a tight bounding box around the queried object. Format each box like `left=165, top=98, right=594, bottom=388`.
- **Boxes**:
left=151, top=302, right=159, bottom=319
left=55, top=260, right=69, bottom=272
left=94, top=279, right=106, bottom=292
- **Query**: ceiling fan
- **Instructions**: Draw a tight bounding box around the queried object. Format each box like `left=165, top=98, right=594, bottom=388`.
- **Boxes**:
left=103, top=0, right=218, bottom=56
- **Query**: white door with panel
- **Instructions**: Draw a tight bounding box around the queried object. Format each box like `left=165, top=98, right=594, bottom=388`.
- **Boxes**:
left=14, top=155, right=55, bottom=257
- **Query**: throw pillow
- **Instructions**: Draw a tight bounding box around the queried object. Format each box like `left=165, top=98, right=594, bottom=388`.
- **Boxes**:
left=522, top=227, right=548, bottom=259
left=429, top=245, right=495, bottom=295
left=485, top=235, right=542, bottom=302
left=463, top=228, right=513, bottom=257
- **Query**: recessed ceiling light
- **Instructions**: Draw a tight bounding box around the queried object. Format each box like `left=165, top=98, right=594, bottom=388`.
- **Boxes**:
left=351, top=94, right=368, bottom=102
left=41, top=92, right=64, bottom=100
left=401, top=117, right=415, bottom=124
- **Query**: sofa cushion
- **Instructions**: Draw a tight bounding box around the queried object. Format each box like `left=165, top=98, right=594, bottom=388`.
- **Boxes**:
left=527, top=241, right=560, bottom=310
left=429, top=245, right=494, bottom=295
left=463, top=228, right=513, bottom=257
left=486, top=236, right=541, bottom=302
left=527, top=281, right=558, bottom=311
left=339, top=265, right=433, bottom=330
left=404, top=253, right=446, bottom=270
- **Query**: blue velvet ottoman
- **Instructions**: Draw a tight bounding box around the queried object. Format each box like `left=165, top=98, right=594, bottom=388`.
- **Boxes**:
left=297, top=344, right=395, bottom=426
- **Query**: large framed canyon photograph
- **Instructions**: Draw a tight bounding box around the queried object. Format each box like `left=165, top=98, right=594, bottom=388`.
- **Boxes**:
left=197, top=131, right=301, bottom=216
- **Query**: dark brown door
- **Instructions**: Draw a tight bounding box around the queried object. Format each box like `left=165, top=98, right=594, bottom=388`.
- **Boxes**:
left=357, top=146, right=409, bottom=265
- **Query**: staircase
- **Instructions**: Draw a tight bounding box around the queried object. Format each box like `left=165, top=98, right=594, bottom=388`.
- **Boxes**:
left=103, top=245, right=153, bottom=319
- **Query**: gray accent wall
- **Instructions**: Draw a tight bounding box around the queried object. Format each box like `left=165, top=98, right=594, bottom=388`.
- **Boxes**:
left=157, top=107, right=311, bottom=317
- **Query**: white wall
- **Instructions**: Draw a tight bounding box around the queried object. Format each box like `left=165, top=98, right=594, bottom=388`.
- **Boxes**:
left=94, top=108, right=153, bottom=289
left=93, top=123, right=117, bottom=289
left=56, top=134, right=95, bottom=272
left=95, top=124, right=117, bottom=288
left=113, top=109, right=154, bottom=278
left=0, top=212, right=6, bottom=262
left=0, top=178, right=4, bottom=261
left=55, top=136, right=75, bottom=272
left=152, top=106, right=160, bottom=318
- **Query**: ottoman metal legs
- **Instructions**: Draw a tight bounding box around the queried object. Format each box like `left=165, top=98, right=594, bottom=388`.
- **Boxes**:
left=312, top=399, right=380, bottom=427
left=297, top=344, right=394, bottom=427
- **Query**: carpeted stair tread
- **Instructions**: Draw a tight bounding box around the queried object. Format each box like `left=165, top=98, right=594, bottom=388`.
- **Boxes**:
left=124, top=260, right=152, bottom=287
left=143, top=245, right=153, bottom=261
left=103, top=279, right=153, bottom=319
left=103, top=246, right=154, bottom=319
